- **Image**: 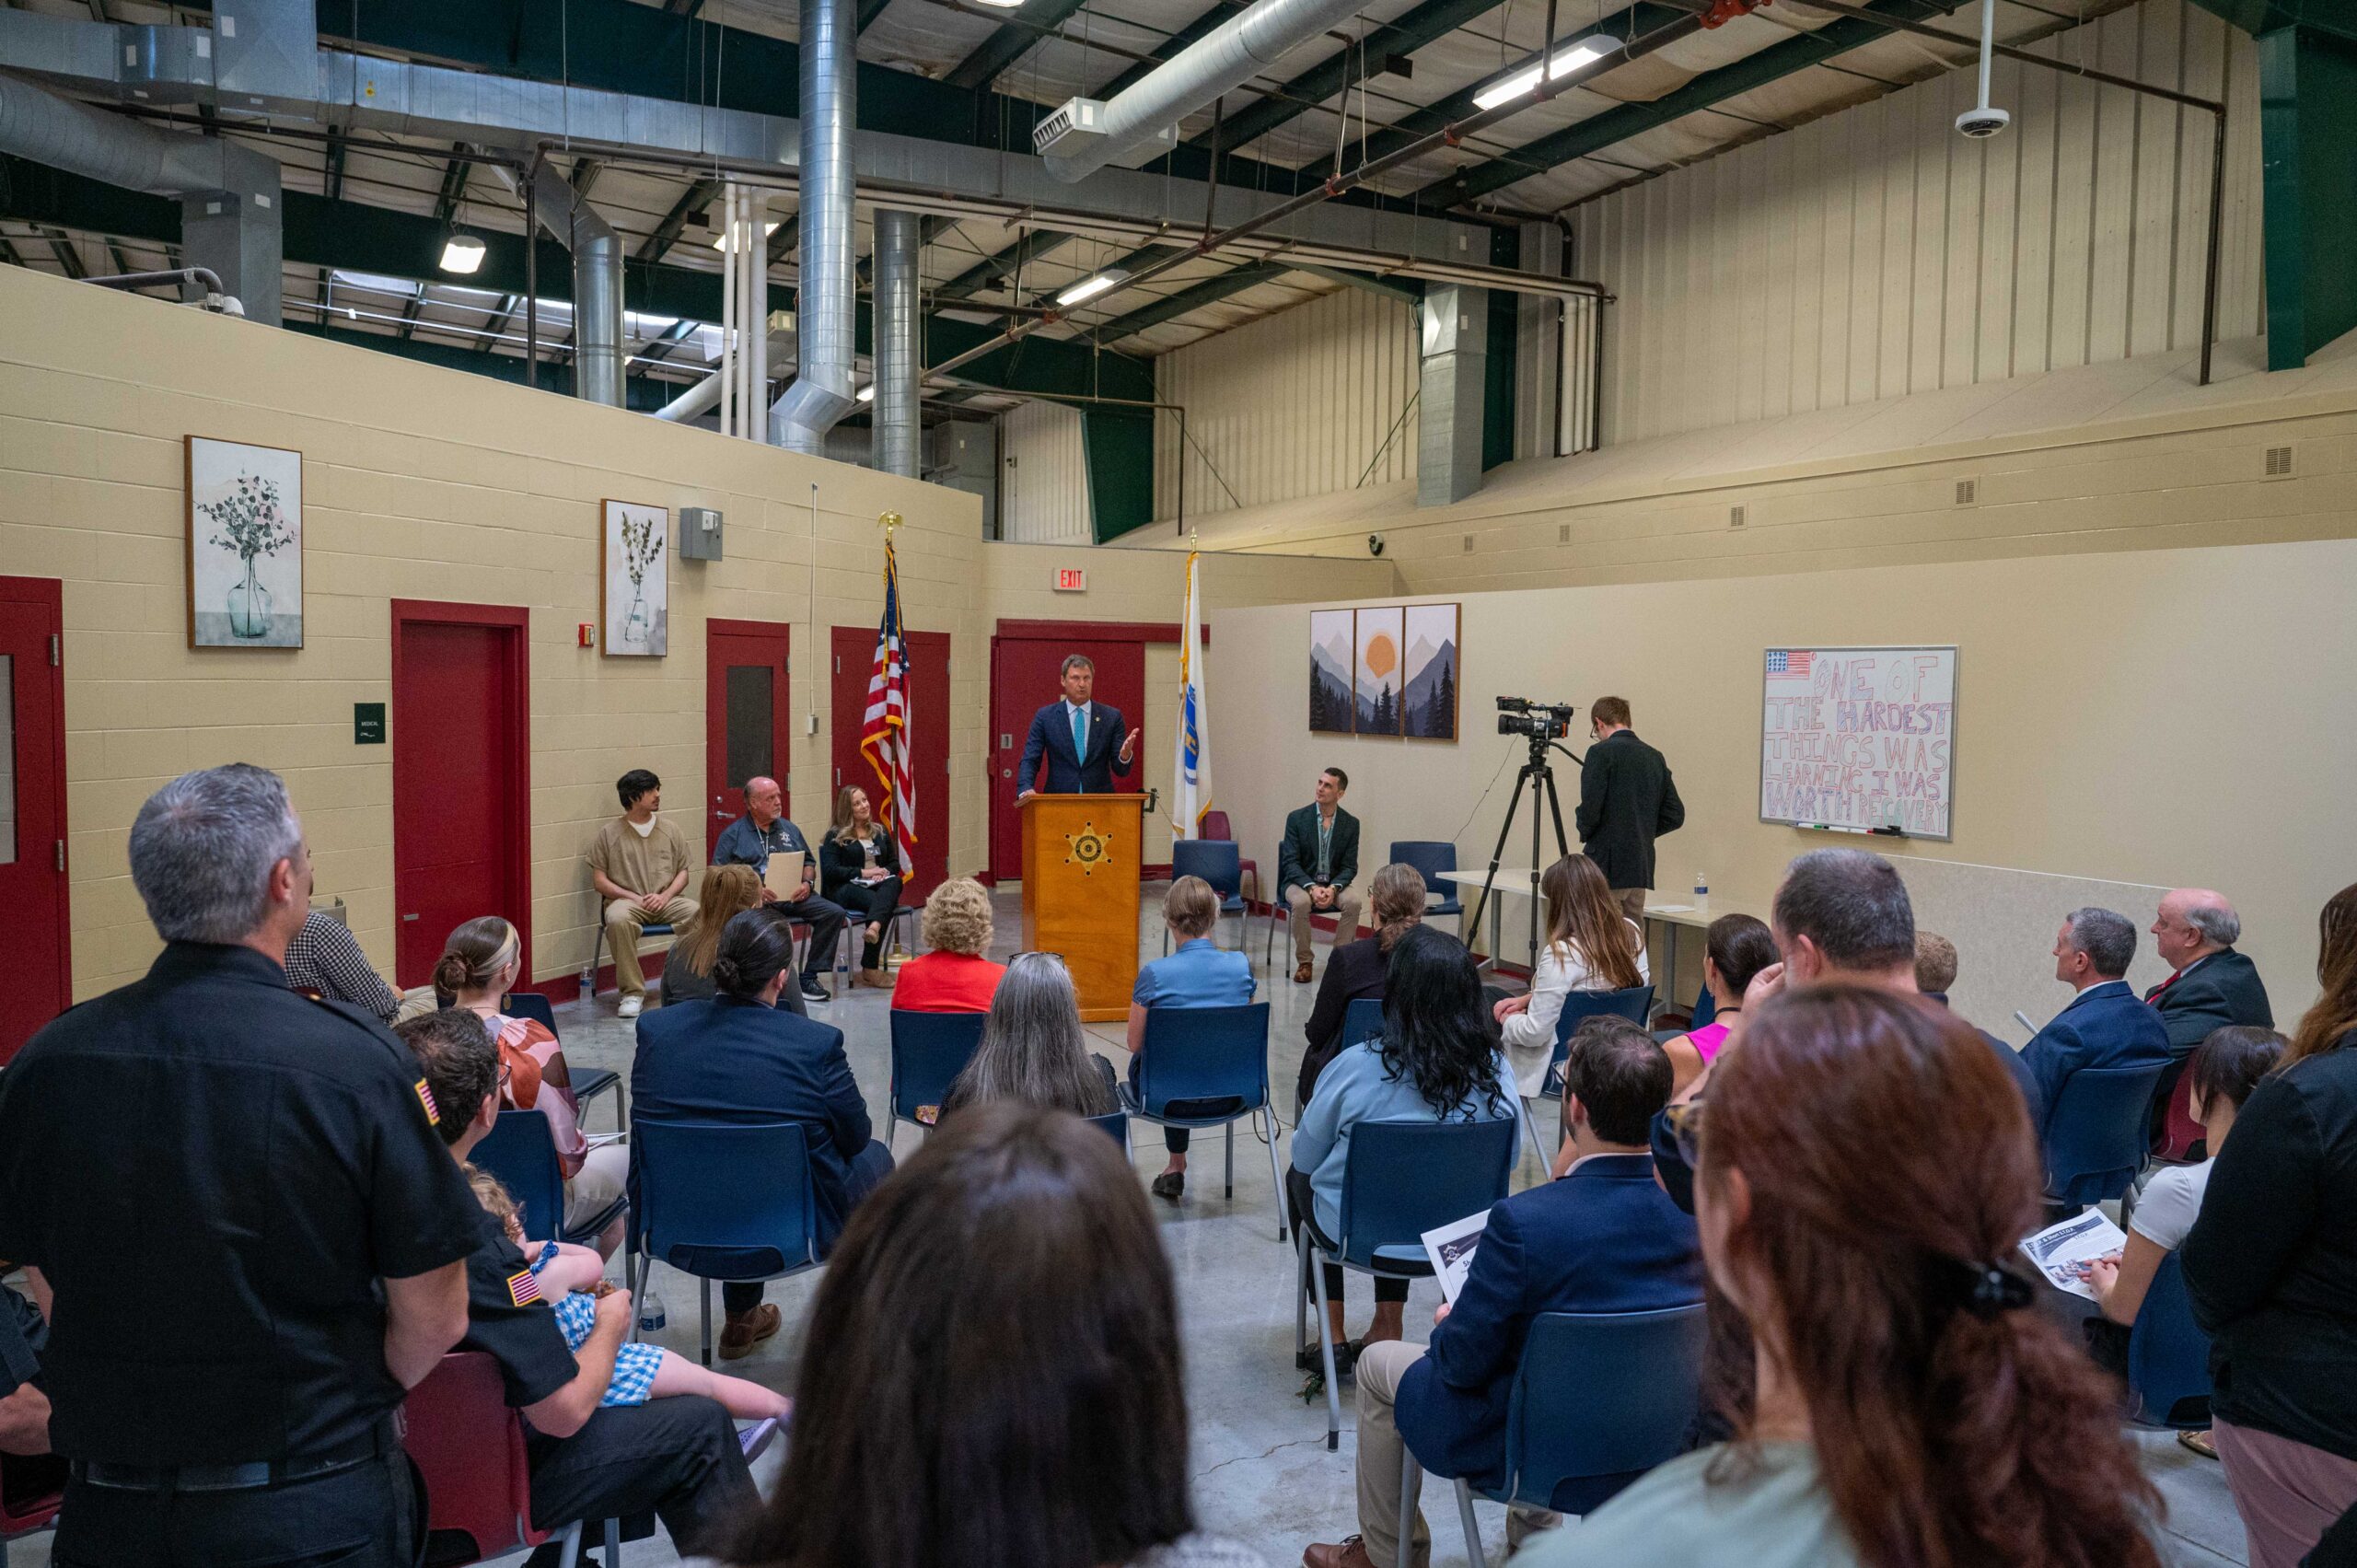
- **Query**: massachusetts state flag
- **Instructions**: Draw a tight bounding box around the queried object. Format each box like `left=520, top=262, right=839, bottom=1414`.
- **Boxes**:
left=1168, top=550, right=1212, bottom=839
left=860, top=536, right=917, bottom=873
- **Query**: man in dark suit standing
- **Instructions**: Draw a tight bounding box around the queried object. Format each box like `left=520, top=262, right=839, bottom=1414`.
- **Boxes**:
left=1277, top=767, right=1363, bottom=985
left=2144, top=888, right=2272, bottom=1151
left=1574, top=696, right=1684, bottom=926
left=1016, top=654, right=1138, bottom=798
left=2021, top=907, right=2172, bottom=1136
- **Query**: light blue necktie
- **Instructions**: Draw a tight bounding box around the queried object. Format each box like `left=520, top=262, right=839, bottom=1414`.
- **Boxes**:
left=1070, top=703, right=1086, bottom=762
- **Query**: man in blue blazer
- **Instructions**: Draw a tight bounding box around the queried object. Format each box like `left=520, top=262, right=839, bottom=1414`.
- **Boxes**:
left=1016, top=654, right=1138, bottom=797
left=2022, top=906, right=2172, bottom=1137
left=1305, top=1017, right=1702, bottom=1568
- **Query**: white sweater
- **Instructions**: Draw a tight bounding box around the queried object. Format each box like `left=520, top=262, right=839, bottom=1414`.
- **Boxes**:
left=1500, top=919, right=1650, bottom=1098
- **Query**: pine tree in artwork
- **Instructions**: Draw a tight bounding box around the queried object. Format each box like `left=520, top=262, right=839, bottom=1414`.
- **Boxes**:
left=1426, top=656, right=1456, bottom=738
left=1373, top=683, right=1397, bottom=734
left=1307, top=661, right=1328, bottom=729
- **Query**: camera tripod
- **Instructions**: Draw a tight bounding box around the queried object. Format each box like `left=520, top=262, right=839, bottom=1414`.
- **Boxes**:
left=1466, top=732, right=1585, bottom=972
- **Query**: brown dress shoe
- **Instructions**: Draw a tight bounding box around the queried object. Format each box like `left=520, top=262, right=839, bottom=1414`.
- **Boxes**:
left=1303, top=1539, right=1376, bottom=1568
left=718, top=1303, right=781, bottom=1361
left=1295, top=959, right=1315, bottom=984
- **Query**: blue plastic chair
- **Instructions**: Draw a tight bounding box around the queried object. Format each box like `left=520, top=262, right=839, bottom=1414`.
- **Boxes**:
left=1434, top=1306, right=1709, bottom=1563
left=1689, top=983, right=1715, bottom=1030
left=1086, top=1109, right=1131, bottom=1148
left=1167, top=840, right=1248, bottom=952
left=1342, top=995, right=1386, bottom=1052
left=1120, top=1003, right=1283, bottom=1232
left=2127, top=1251, right=2212, bottom=1428
left=1295, top=1115, right=1518, bottom=1449
left=472, top=1109, right=626, bottom=1251
left=1388, top=841, right=1464, bottom=935
left=2043, top=1061, right=2170, bottom=1205
left=633, top=1119, right=822, bottom=1366
left=1526, top=984, right=1655, bottom=1165
left=886, top=1009, right=989, bottom=1139
left=501, top=992, right=623, bottom=1132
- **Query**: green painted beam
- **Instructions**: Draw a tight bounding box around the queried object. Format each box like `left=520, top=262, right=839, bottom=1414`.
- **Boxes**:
left=938, top=229, right=1073, bottom=300
left=2187, top=0, right=2357, bottom=45
left=945, top=0, right=1092, bottom=91
left=1085, top=261, right=1290, bottom=344
left=2258, top=25, right=2357, bottom=369
left=856, top=0, right=895, bottom=33
left=1293, top=262, right=1423, bottom=301
left=636, top=178, right=721, bottom=264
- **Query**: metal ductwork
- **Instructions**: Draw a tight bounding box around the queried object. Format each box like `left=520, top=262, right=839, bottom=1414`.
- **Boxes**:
left=770, top=0, right=858, bottom=454
left=0, top=69, right=282, bottom=322
left=870, top=208, right=921, bottom=477
left=495, top=158, right=623, bottom=407
left=1417, top=285, right=1487, bottom=507
left=1037, top=0, right=1372, bottom=183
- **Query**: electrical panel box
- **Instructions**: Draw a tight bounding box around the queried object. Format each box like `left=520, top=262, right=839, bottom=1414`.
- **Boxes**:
left=679, top=506, right=724, bottom=561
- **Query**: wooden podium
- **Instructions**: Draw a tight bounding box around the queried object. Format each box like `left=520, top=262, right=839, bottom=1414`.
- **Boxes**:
left=1019, top=793, right=1144, bottom=1022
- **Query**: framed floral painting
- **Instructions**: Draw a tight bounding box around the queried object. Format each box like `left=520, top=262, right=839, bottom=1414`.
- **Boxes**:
left=186, top=436, right=303, bottom=648
left=601, top=500, right=669, bottom=656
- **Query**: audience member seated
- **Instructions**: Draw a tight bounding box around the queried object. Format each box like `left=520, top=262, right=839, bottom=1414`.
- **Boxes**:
left=662, top=865, right=804, bottom=1016
left=2083, top=1024, right=2283, bottom=1461
left=711, top=773, right=844, bottom=1005
left=709, top=1103, right=1265, bottom=1568
left=632, top=910, right=894, bottom=1362
left=283, top=904, right=401, bottom=1021
left=589, top=768, right=701, bottom=1019
left=1658, top=914, right=1776, bottom=1096
left=2147, top=888, right=2276, bottom=1152
left=1493, top=854, right=1648, bottom=1100
left=1292, top=926, right=1515, bottom=1369
left=438, top=915, right=628, bottom=1258
left=2184, top=881, right=2357, bottom=1568
left=1299, top=864, right=1427, bottom=1110
left=2021, top=907, right=2171, bottom=1136
left=0, top=1282, right=51, bottom=1458
left=941, top=951, right=1117, bottom=1121
left=892, top=877, right=1007, bottom=1013
left=819, top=785, right=905, bottom=986
left=1129, top=876, right=1259, bottom=1202
left=1911, top=929, right=1958, bottom=1002
left=400, top=1010, right=759, bottom=1564
left=1305, top=1017, right=1701, bottom=1568
left=1523, top=988, right=2165, bottom=1568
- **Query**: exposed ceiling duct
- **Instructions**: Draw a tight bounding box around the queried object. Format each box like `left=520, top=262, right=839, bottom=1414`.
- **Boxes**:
left=772, top=0, right=859, bottom=455
left=493, top=158, right=624, bottom=406
left=869, top=208, right=922, bottom=477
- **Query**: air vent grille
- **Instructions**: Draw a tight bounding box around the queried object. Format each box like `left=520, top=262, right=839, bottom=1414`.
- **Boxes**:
left=1558, top=524, right=1571, bottom=543
left=1955, top=477, right=1979, bottom=505
left=1729, top=505, right=1747, bottom=529
left=1462, top=534, right=1475, bottom=553
left=2265, top=445, right=2294, bottom=477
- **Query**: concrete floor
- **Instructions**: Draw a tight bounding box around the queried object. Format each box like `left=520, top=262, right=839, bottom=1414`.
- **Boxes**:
left=6, top=889, right=2250, bottom=1566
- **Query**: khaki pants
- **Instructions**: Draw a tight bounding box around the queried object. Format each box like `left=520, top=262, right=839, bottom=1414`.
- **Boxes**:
left=604, top=896, right=699, bottom=998
left=1286, top=884, right=1364, bottom=965
left=1615, top=887, right=1649, bottom=926
left=1354, top=1341, right=1558, bottom=1568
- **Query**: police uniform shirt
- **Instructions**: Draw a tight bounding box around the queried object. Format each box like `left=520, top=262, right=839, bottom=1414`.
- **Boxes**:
left=711, top=814, right=811, bottom=878
left=0, top=941, right=482, bottom=1467
left=456, top=1207, right=578, bottom=1411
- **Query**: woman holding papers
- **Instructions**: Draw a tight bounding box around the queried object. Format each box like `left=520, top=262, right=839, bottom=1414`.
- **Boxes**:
left=1492, top=854, right=1649, bottom=1098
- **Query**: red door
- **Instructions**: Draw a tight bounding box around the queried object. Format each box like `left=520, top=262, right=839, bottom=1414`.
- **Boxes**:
left=0, top=577, right=68, bottom=1063
left=830, top=625, right=952, bottom=901
left=391, top=602, right=531, bottom=989
left=988, top=633, right=1146, bottom=882
left=707, top=620, right=793, bottom=853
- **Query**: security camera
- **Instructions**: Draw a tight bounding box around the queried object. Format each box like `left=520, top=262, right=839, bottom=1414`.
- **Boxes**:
left=1955, top=106, right=2011, bottom=139
left=1955, top=0, right=2009, bottom=141
left=1367, top=533, right=1386, bottom=557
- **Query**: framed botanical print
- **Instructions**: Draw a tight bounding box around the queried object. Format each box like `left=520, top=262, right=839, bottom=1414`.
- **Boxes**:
left=186, top=436, right=302, bottom=648
left=601, top=500, right=669, bottom=656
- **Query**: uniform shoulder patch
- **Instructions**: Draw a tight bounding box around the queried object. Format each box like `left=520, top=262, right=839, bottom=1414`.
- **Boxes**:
left=412, top=1077, right=440, bottom=1126
left=505, top=1270, right=543, bottom=1307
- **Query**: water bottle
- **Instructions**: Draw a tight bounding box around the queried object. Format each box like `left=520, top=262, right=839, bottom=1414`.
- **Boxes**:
left=637, top=1282, right=668, bottom=1335
left=1693, top=873, right=1709, bottom=914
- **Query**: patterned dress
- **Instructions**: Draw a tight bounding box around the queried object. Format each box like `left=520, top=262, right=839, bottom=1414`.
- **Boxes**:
left=529, top=1249, right=663, bottom=1406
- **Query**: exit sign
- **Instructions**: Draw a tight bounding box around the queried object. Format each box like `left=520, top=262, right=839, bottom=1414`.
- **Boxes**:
left=1054, top=567, right=1086, bottom=592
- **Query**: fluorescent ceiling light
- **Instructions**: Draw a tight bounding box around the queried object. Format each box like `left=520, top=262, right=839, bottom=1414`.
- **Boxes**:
left=1470, top=36, right=1614, bottom=111
left=1055, top=270, right=1126, bottom=307
left=711, top=220, right=782, bottom=252
left=438, top=234, right=487, bottom=274
left=973, top=0, right=1024, bottom=9
left=856, top=384, right=876, bottom=402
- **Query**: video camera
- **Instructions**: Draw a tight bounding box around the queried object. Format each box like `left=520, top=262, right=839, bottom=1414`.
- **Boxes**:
left=1496, top=695, right=1578, bottom=740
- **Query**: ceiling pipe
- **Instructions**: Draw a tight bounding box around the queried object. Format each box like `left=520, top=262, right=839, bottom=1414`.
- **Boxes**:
left=493, top=157, right=625, bottom=407
left=870, top=207, right=922, bottom=477
left=653, top=315, right=800, bottom=422
left=771, top=0, right=860, bottom=453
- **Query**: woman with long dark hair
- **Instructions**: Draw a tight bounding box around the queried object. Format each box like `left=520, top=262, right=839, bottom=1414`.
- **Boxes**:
left=1524, top=986, right=2163, bottom=1568
left=1657, top=913, right=1778, bottom=1095
left=713, top=1104, right=1262, bottom=1568
left=2184, top=881, right=2357, bottom=1567
left=1290, top=925, right=1513, bottom=1361
left=819, top=785, right=904, bottom=985
left=941, top=951, right=1117, bottom=1120
left=1494, top=854, right=1649, bottom=1098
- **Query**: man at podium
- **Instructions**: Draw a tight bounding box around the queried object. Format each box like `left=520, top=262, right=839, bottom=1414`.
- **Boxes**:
left=1016, top=655, right=1140, bottom=798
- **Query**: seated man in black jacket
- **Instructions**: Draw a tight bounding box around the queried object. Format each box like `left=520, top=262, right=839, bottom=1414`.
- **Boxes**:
left=2144, top=889, right=2273, bottom=1150
left=1278, top=768, right=1363, bottom=986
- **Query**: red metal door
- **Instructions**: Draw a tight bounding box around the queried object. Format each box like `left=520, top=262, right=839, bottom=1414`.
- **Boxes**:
left=988, top=633, right=1145, bottom=882
left=0, top=578, right=68, bottom=1063
left=391, top=602, right=530, bottom=990
left=830, top=625, right=952, bottom=901
left=706, top=620, right=793, bottom=854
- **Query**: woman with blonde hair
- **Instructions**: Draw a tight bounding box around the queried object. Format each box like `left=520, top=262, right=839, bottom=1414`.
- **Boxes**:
left=892, top=877, right=1007, bottom=1013
left=820, top=784, right=904, bottom=984
left=1494, top=854, right=1649, bottom=1098
left=662, top=864, right=803, bottom=1014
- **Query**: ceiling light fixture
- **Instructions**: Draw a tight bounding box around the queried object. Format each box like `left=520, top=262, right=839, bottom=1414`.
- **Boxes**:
left=856, top=383, right=876, bottom=402
left=1470, top=35, right=1615, bottom=111
left=711, top=219, right=783, bottom=252
left=1055, top=270, right=1127, bottom=307
left=438, top=233, right=487, bottom=274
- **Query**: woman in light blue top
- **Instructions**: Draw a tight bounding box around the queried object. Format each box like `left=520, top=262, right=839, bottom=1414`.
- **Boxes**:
left=1518, top=987, right=2165, bottom=1568
left=1290, top=924, right=1513, bottom=1363
left=1129, top=876, right=1257, bottom=1202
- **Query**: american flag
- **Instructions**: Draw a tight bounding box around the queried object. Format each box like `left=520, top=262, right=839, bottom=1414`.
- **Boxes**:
left=860, top=536, right=917, bottom=873
left=1766, top=649, right=1814, bottom=677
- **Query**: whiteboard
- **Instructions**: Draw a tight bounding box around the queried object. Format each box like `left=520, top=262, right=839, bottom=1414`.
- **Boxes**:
left=1759, top=645, right=1957, bottom=841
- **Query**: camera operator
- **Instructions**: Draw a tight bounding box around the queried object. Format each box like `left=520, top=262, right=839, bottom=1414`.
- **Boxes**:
left=1576, top=697, right=1684, bottom=925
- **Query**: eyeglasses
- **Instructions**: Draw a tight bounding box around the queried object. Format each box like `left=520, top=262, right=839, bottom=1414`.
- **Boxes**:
left=1662, top=1099, right=1705, bottom=1170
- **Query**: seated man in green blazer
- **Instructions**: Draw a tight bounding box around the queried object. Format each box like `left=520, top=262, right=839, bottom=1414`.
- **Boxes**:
left=1277, top=768, right=1364, bottom=984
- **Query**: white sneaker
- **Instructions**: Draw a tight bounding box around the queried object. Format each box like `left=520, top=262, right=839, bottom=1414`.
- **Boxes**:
left=618, top=994, right=644, bottom=1018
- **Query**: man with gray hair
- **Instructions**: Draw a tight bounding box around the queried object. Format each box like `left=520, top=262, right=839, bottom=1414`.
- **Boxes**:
left=2144, top=888, right=2274, bottom=1153
left=2020, top=908, right=2172, bottom=1137
left=0, top=763, right=481, bottom=1566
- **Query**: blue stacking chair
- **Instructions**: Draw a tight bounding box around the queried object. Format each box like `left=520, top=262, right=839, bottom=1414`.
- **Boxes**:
left=1086, top=1109, right=1132, bottom=1148
left=1295, top=1116, right=1518, bottom=1449
left=1167, top=840, right=1248, bottom=952
left=1526, top=985, right=1655, bottom=1166
left=2127, top=1252, right=2212, bottom=1428
left=1342, top=995, right=1386, bottom=1052
left=886, top=1009, right=989, bottom=1140
left=1121, top=1003, right=1283, bottom=1232
left=633, top=1119, right=823, bottom=1366
left=1433, top=1306, right=1709, bottom=1565
left=1388, top=841, right=1463, bottom=936
left=1689, top=983, right=1715, bottom=1030
left=473, top=1109, right=627, bottom=1251
left=2043, top=1061, right=2170, bottom=1205
left=503, top=991, right=623, bottom=1132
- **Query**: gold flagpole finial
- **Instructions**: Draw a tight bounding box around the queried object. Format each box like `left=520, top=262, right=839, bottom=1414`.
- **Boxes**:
left=878, top=509, right=902, bottom=539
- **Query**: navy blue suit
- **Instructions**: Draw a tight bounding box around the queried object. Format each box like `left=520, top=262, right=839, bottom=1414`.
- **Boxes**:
left=2021, top=979, right=2172, bottom=1136
left=1394, top=1152, right=1702, bottom=1498
left=1018, top=700, right=1134, bottom=794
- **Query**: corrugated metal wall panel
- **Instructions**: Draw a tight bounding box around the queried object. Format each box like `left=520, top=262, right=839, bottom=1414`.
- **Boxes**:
left=1154, top=286, right=1421, bottom=523
left=1575, top=0, right=2263, bottom=446
left=1000, top=399, right=1092, bottom=543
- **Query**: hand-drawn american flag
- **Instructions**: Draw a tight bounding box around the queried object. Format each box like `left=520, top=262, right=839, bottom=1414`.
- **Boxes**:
left=1766, top=649, right=1814, bottom=677
left=860, top=538, right=916, bottom=873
